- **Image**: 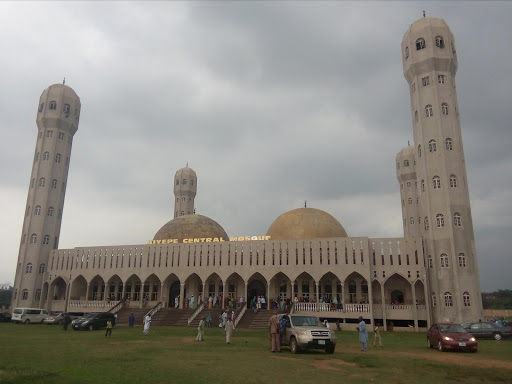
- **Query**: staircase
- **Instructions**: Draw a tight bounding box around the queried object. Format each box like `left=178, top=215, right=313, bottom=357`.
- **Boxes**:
left=236, top=310, right=273, bottom=329
left=150, top=308, right=195, bottom=326
left=115, top=308, right=147, bottom=326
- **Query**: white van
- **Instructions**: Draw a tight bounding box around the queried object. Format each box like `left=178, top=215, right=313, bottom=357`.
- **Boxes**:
left=12, top=308, right=49, bottom=324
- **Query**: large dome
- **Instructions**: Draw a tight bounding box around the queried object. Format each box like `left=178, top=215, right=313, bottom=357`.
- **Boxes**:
left=153, top=214, right=229, bottom=242
left=266, top=208, right=348, bottom=240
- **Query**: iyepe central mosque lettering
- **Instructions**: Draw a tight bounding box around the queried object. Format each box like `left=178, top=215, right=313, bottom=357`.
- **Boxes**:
left=148, top=235, right=271, bottom=244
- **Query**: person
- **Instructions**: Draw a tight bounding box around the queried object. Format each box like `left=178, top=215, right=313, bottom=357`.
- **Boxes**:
left=261, top=296, right=266, bottom=310
left=268, top=310, right=280, bottom=352
left=279, top=315, right=288, bottom=344
left=206, top=312, right=212, bottom=327
left=221, top=310, right=228, bottom=328
left=143, top=296, right=147, bottom=308
left=357, top=316, right=368, bottom=351
left=209, top=295, right=213, bottom=309
left=373, top=322, right=382, bottom=347
left=323, top=319, right=330, bottom=329
left=143, top=314, right=151, bottom=335
left=213, top=295, right=218, bottom=308
left=336, top=319, right=341, bottom=331
left=175, top=295, right=179, bottom=308
left=63, top=313, right=71, bottom=331
left=196, top=316, right=205, bottom=341
left=128, top=312, right=135, bottom=327
left=105, top=320, right=113, bottom=337
left=239, top=295, right=244, bottom=308
left=189, top=295, right=195, bottom=309
left=225, top=317, right=235, bottom=344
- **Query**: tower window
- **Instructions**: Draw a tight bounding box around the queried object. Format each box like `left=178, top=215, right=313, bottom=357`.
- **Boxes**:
left=422, top=76, right=430, bottom=86
left=415, top=110, right=418, bottom=122
left=58, top=132, right=65, bottom=140
left=421, top=179, right=425, bottom=192
left=190, top=180, right=194, bottom=186
left=427, top=255, right=432, bottom=269
left=39, top=102, right=45, bottom=112
left=63, top=104, right=70, bottom=113
left=425, top=104, right=433, bottom=117
left=30, top=234, right=37, bottom=244
left=445, top=138, right=453, bottom=150
left=51, top=179, right=58, bottom=189
left=176, top=179, right=179, bottom=185
left=43, top=152, right=50, bottom=160
left=432, top=293, right=437, bottom=307
left=39, top=177, right=46, bottom=187
left=418, top=144, right=421, bottom=158
left=407, top=182, right=411, bottom=187
left=408, top=198, right=412, bottom=205
left=438, top=74, right=445, bottom=84
left=440, top=253, right=449, bottom=268
left=433, top=176, right=441, bottom=189
left=454, top=213, right=462, bottom=227
left=34, top=205, right=41, bottom=215
left=49, top=101, right=57, bottom=110
left=436, top=214, right=445, bottom=228
left=55, top=153, right=62, bottom=163
left=450, top=174, right=457, bottom=188
left=463, top=292, right=471, bottom=307
left=22, top=289, right=29, bottom=300
left=39, top=263, right=46, bottom=273
left=416, top=38, right=426, bottom=50
left=435, top=36, right=445, bottom=48
left=458, top=253, right=466, bottom=267
left=424, top=217, right=429, bottom=230
left=43, top=235, right=50, bottom=245
left=35, top=289, right=41, bottom=301
left=444, top=292, right=453, bottom=307
left=409, top=217, right=414, bottom=224
left=404, top=160, right=409, bottom=167
left=441, top=103, right=449, bottom=115
left=182, top=179, right=187, bottom=185
left=46, top=130, right=53, bottom=137
left=397, top=162, right=400, bottom=170
left=412, top=82, right=416, bottom=92
left=428, top=140, right=437, bottom=152
left=25, top=263, right=33, bottom=273
left=47, top=206, right=54, bottom=216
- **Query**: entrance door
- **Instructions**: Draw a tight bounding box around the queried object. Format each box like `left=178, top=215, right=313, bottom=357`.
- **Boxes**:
left=169, top=281, right=180, bottom=308
left=247, top=280, right=266, bottom=308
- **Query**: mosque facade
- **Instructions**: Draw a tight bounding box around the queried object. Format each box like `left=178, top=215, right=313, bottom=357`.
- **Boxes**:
left=11, top=16, right=483, bottom=330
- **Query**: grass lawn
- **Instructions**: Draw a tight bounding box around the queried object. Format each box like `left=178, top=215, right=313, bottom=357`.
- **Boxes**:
left=0, top=323, right=511, bottom=384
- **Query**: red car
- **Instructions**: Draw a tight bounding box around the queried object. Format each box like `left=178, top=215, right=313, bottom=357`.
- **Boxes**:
left=427, top=323, right=477, bottom=352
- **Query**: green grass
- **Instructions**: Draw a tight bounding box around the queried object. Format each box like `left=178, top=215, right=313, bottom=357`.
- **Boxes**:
left=0, top=324, right=511, bottom=384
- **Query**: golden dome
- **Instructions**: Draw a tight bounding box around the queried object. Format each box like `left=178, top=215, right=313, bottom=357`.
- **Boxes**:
left=153, top=214, right=229, bottom=242
left=266, top=208, right=348, bottom=240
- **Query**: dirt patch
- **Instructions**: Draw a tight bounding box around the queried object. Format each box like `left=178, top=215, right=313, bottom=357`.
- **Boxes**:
left=396, top=351, right=512, bottom=370
left=312, top=359, right=358, bottom=372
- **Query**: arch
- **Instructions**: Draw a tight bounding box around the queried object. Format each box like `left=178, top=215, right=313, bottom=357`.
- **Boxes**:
left=89, top=275, right=106, bottom=301
left=124, top=274, right=143, bottom=302
left=142, top=273, right=162, bottom=303
left=343, top=271, right=368, bottom=304
left=416, top=37, right=425, bottom=50
left=25, top=263, right=33, bottom=273
left=383, top=273, right=410, bottom=305
left=225, top=272, right=244, bottom=305
left=70, top=275, right=87, bottom=301
left=413, top=280, right=426, bottom=305
left=293, top=271, right=315, bottom=302
left=49, top=100, right=57, bottom=110
left=425, top=104, right=433, bottom=117
left=428, top=139, right=437, bottom=152
left=105, top=274, right=123, bottom=301
left=319, top=271, right=341, bottom=303
left=463, top=291, right=471, bottom=307
left=183, top=272, right=202, bottom=309
left=49, top=276, right=68, bottom=302
left=450, top=174, right=457, bottom=187
left=163, top=273, right=180, bottom=308
left=204, top=272, right=223, bottom=305
left=248, top=272, right=269, bottom=308
left=435, top=35, right=444, bottom=48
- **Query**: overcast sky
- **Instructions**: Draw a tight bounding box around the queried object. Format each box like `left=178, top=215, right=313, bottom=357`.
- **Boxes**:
left=1, top=1, right=510, bottom=292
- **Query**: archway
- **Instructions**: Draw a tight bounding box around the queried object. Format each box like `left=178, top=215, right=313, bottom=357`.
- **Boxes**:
left=169, top=281, right=180, bottom=308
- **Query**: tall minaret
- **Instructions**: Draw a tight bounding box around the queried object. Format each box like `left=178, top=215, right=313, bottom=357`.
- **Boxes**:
left=401, top=17, right=483, bottom=323
left=173, top=166, right=197, bottom=217
left=396, top=145, right=421, bottom=238
left=12, top=83, right=81, bottom=309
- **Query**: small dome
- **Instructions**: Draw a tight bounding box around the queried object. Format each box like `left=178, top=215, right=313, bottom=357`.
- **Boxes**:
left=266, top=208, right=348, bottom=240
left=396, top=145, right=415, bottom=161
left=153, top=214, right=229, bottom=242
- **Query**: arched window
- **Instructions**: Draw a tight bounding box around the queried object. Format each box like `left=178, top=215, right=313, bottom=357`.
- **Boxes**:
left=39, top=177, right=46, bottom=187
left=39, top=263, right=46, bottom=274
left=191, top=180, right=194, bottom=186
left=425, top=104, right=433, bottom=117
left=436, top=214, right=444, bottom=228
left=427, top=255, right=432, bottom=269
left=428, top=140, right=437, bottom=152
left=424, top=217, right=429, bottom=230
left=410, top=217, right=414, bottom=224
left=454, top=213, right=461, bottom=227
left=458, top=253, right=466, bottom=267
left=416, top=38, right=426, bottom=50
left=34, top=205, right=41, bottom=215
left=63, top=104, right=70, bottom=113
left=51, top=179, right=58, bottom=189
left=405, top=46, right=409, bottom=59
left=450, top=174, right=457, bottom=188
left=404, top=160, right=409, bottom=167
left=421, top=179, right=425, bottom=192
left=444, top=292, right=453, bottom=307
left=440, top=254, right=449, bottom=268
left=47, top=206, right=54, bottom=216
left=441, top=103, right=449, bottom=115
left=43, top=152, right=50, bottom=160
left=30, top=234, right=37, bottom=244
left=433, top=176, right=441, bottom=189
left=397, top=162, right=400, bottom=170
left=182, top=179, right=187, bottom=185
left=176, top=179, right=179, bottom=185
left=432, top=293, right=437, bottom=307
left=408, top=198, right=412, bottom=205
left=55, top=153, right=61, bottom=163
left=463, top=292, right=471, bottom=307
left=39, top=102, right=44, bottom=112
left=35, top=289, right=41, bottom=301
left=22, top=289, right=29, bottom=300
left=435, top=36, right=445, bottom=48
left=418, top=145, right=421, bottom=158
left=445, top=138, right=453, bottom=150
left=49, top=101, right=57, bottom=110
left=25, top=263, right=33, bottom=273
left=415, top=110, right=418, bottom=122
left=43, top=235, right=50, bottom=245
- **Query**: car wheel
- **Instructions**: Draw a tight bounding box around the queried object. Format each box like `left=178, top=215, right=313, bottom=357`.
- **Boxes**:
left=88, top=325, right=94, bottom=331
left=437, top=341, right=444, bottom=352
left=290, top=337, right=299, bottom=354
left=326, top=345, right=335, bottom=354
left=24, top=319, right=30, bottom=324
left=427, top=338, right=433, bottom=348
left=493, top=332, right=502, bottom=341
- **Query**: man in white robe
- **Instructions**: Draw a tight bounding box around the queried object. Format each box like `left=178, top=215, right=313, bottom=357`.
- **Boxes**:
left=143, top=314, right=151, bottom=335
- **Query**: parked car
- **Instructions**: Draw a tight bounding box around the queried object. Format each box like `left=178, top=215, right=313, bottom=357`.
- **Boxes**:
left=462, top=322, right=512, bottom=341
left=279, top=314, right=337, bottom=354
left=72, top=312, right=116, bottom=331
left=427, top=323, right=477, bottom=352
left=11, top=308, right=49, bottom=324
left=43, top=312, right=85, bottom=325
left=0, top=312, right=12, bottom=322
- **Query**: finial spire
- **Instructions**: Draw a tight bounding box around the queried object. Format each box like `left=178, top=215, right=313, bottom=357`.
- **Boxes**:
left=423, top=10, right=426, bottom=18
left=408, top=140, right=410, bottom=146
left=186, top=162, right=188, bottom=167
left=63, top=77, right=66, bottom=85
left=304, top=200, right=307, bottom=208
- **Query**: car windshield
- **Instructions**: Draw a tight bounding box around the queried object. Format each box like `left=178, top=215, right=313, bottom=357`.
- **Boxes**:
left=13, top=309, right=23, bottom=314
left=291, top=316, right=323, bottom=327
left=440, top=324, right=466, bottom=333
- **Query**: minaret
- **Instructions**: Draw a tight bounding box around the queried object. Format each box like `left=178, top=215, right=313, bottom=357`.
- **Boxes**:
left=396, top=145, right=421, bottom=238
left=12, top=83, right=81, bottom=308
left=173, top=166, right=197, bottom=217
left=401, top=17, right=483, bottom=323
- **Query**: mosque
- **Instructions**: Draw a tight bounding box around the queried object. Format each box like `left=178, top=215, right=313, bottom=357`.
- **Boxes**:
left=11, top=16, right=483, bottom=330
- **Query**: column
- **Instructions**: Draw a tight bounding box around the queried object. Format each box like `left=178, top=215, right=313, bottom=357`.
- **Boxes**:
left=412, top=282, right=418, bottom=331
left=381, top=283, right=387, bottom=331
left=222, top=282, right=227, bottom=309
left=291, top=280, right=295, bottom=302
left=244, top=280, right=248, bottom=308
left=85, top=283, right=90, bottom=307
left=315, top=281, right=320, bottom=310
left=266, top=282, right=271, bottom=311
left=202, top=282, right=206, bottom=307
left=64, top=281, right=71, bottom=312
left=179, top=283, right=185, bottom=309
left=160, top=282, right=165, bottom=307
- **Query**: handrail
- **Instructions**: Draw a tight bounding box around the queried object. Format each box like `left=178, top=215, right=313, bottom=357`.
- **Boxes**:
left=234, top=304, right=247, bottom=327
left=187, top=304, right=203, bottom=325
left=145, top=301, right=163, bottom=319
left=107, top=301, right=124, bottom=314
